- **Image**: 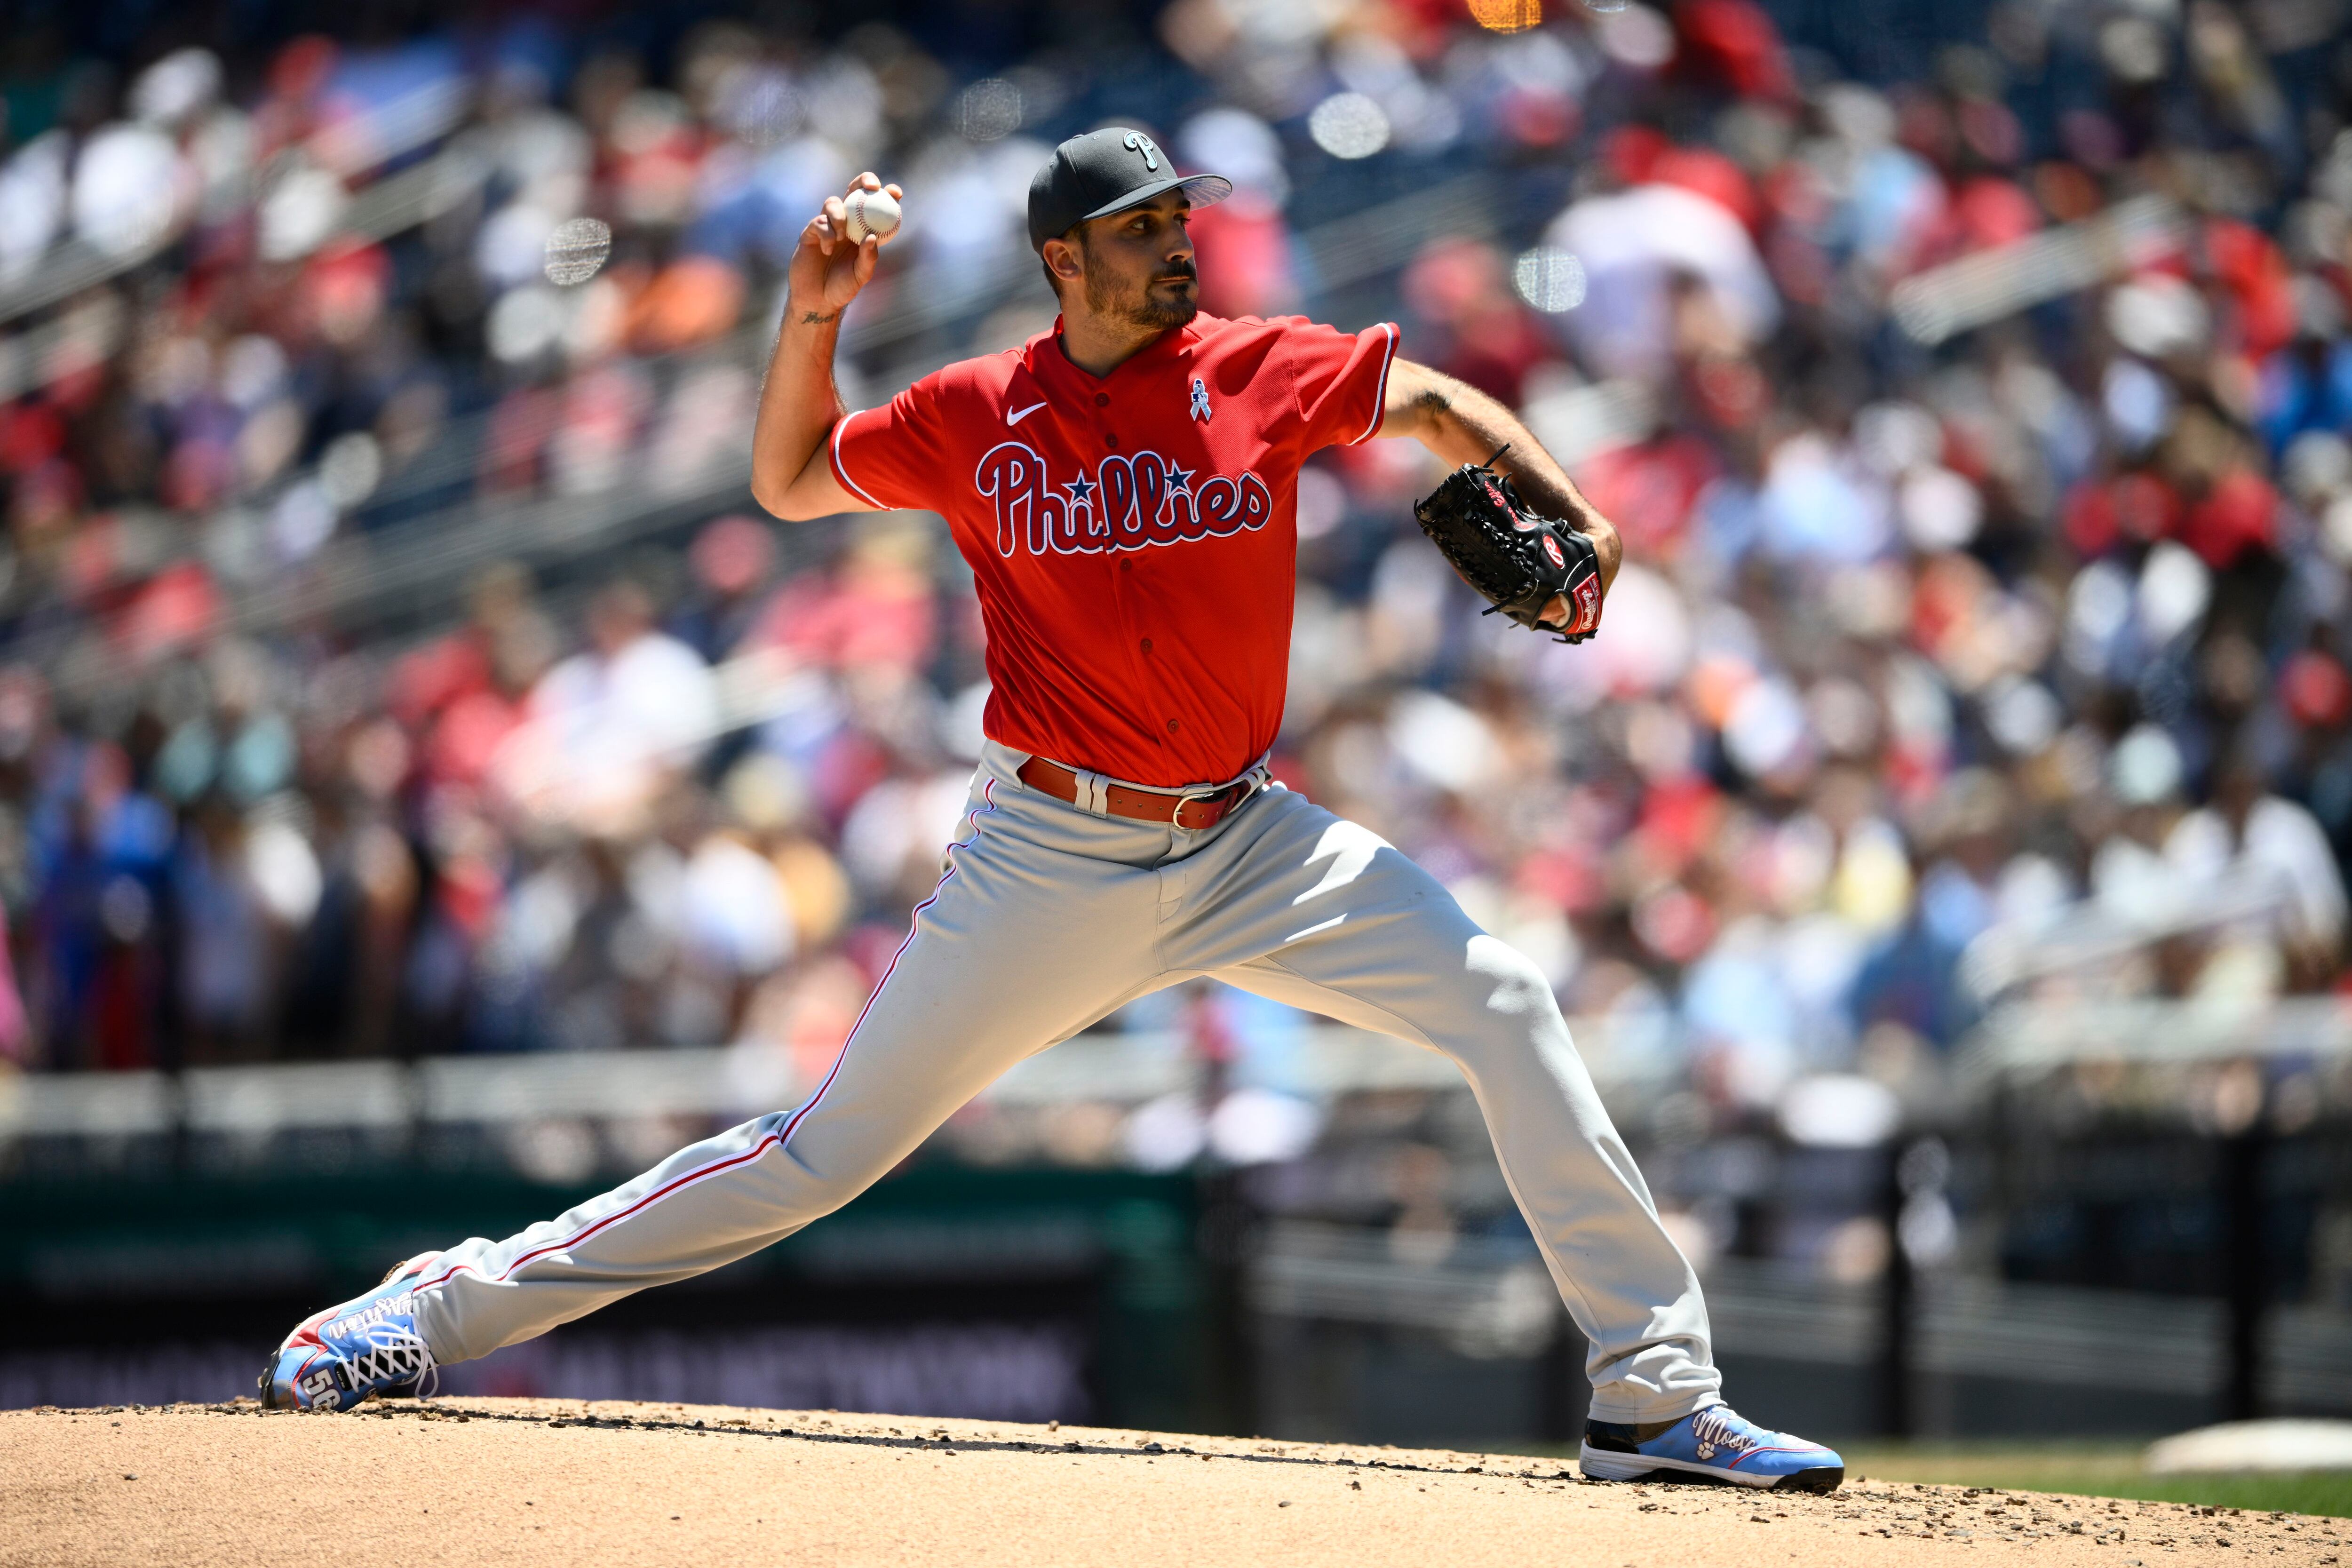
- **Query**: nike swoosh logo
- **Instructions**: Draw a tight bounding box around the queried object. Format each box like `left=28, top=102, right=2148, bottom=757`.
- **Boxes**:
left=1007, top=400, right=1048, bottom=427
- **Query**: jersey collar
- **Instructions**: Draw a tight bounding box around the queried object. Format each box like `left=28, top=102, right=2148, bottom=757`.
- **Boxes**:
left=1030, top=314, right=1210, bottom=393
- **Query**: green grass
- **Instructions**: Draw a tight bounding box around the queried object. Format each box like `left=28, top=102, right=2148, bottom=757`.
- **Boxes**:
left=1840, top=1441, right=2352, bottom=1518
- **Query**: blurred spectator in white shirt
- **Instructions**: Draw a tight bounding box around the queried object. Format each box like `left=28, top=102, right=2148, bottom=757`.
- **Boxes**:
left=495, top=575, right=718, bottom=836
left=2167, top=756, right=2348, bottom=983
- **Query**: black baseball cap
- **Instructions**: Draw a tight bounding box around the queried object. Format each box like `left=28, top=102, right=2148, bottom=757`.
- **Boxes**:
left=1026, top=126, right=1232, bottom=253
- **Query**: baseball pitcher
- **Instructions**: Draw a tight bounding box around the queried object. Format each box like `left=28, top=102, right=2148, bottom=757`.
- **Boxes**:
left=262, top=128, right=1843, bottom=1492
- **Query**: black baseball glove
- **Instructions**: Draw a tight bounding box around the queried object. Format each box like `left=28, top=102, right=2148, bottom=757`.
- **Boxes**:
left=1412, top=452, right=1605, bottom=643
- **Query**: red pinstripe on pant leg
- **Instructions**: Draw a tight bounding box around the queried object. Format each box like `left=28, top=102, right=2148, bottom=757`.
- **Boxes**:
left=409, top=780, right=1003, bottom=1296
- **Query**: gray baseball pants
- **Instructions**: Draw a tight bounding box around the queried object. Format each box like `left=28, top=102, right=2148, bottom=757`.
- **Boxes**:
left=409, top=740, right=1720, bottom=1422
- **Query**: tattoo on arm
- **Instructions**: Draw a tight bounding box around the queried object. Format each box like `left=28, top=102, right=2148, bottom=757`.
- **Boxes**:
left=800, top=309, right=840, bottom=325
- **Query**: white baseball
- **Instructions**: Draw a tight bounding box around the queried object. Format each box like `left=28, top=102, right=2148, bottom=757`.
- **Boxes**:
left=842, top=187, right=900, bottom=244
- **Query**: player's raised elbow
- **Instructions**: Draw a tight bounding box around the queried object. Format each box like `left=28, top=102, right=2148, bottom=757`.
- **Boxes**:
left=751, top=467, right=807, bottom=521
left=751, top=454, right=828, bottom=522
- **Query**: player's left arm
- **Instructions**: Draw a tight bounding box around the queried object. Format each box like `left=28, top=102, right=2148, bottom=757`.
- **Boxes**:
left=1375, top=359, right=1622, bottom=600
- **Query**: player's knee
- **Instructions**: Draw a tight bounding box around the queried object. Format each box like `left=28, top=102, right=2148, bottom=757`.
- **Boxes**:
left=1464, top=934, right=1566, bottom=1029
left=746, top=1112, right=894, bottom=1216
left=803, top=1174, right=871, bottom=1220
left=789, top=1152, right=886, bottom=1214
left=798, top=1145, right=909, bottom=1214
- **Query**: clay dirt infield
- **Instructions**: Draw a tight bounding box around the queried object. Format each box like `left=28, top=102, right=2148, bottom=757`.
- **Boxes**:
left=1, top=1399, right=2338, bottom=1567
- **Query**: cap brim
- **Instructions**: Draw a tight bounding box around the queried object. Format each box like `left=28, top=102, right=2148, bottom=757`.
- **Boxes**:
left=1081, top=172, right=1234, bottom=224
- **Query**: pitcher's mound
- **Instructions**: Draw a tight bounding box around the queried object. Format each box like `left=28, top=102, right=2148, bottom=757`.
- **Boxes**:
left=0, top=1398, right=2311, bottom=1566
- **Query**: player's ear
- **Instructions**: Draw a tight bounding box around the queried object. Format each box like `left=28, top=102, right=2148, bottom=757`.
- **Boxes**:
left=1042, top=233, right=1083, bottom=290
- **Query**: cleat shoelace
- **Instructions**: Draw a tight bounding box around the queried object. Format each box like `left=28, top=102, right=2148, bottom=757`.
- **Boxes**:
left=340, top=1325, right=437, bottom=1399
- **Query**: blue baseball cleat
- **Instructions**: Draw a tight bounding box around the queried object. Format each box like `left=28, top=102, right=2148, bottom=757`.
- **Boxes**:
left=1580, top=1404, right=1844, bottom=1492
left=259, top=1254, right=442, bottom=1412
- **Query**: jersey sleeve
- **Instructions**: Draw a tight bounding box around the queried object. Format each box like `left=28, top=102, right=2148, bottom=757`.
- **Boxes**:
left=1287, top=318, right=1400, bottom=452
left=828, top=372, right=955, bottom=512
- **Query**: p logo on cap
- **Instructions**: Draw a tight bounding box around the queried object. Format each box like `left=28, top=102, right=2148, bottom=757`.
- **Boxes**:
left=1026, top=127, right=1233, bottom=253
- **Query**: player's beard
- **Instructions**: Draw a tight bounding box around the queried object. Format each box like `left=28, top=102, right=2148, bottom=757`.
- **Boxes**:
left=1130, top=276, right=1200, bottom=330
left=1082, top=236, right=1198, bottom=331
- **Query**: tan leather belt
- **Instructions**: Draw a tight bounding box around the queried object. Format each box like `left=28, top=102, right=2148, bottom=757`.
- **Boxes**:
left=1017, top=756, right=1262, bottom=832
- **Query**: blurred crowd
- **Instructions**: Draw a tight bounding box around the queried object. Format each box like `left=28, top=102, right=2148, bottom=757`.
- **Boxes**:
left=4, top=0, right=2352, bottom=1171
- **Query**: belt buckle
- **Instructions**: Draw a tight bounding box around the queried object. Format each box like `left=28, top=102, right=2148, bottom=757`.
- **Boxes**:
left=1173, top=776, right=1252, bottom=832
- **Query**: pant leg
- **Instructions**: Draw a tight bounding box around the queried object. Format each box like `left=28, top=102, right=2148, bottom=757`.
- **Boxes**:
left=1161, top=787, right=1720, bottom=1423
left=412, top=773, right=1164, bottom=1365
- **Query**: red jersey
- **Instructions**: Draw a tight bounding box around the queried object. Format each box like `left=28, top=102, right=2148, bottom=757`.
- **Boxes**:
left=830, top=312, right=1398, bottom=788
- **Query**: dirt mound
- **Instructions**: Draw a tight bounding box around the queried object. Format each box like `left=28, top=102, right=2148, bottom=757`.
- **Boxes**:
left=0, top=1399, right=2327, bottom=1566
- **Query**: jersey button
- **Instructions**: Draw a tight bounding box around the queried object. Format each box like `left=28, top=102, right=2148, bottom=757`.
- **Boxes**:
left=1141, top=638, right=1152, bottom=653
left=1094, top=392, right=1110, bottom=407
left=1167, top=719, right=1180, bottom=732
left=1120, top=561, right=1132, bottom=572
left=1104, top=432, right=1119, bottom=448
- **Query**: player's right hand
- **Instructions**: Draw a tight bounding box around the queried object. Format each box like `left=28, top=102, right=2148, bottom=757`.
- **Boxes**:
left=787, top=172, right=901, bottom=326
